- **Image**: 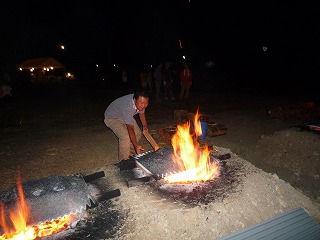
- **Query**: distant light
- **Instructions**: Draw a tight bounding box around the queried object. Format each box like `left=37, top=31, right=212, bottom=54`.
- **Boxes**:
left=182, top=55, right=186, bottom=60
left=150, top=64, right=153, bottom=68
left=96, top=64, right=99, bottom=67
left=66, top=72, right=75, bottom=79
left=263, top=46, right=267, bottom=51
left=60, top=45, right=65, bottom=50
left=50, top=67, right=53, bottom=70
left=19, top=68, right=22, bottom=71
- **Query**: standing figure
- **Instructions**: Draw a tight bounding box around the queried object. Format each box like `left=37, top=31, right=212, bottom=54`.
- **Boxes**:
left=140, top=69, right=148, bottom=89
left=0, top=68, right=13, bottom=114
left=122, top=69, right=128, bottom=89
left=163, top=62, right=174, bottom=100
left=104, top=89, right=150, bottom=161
left=153, top=63, right=163, bottom=103
left=179, top=63, right=192, bottom=100
left=146, top=69, right=152, bottom=92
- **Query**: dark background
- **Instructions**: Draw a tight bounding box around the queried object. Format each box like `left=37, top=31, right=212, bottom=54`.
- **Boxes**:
left=0, top=0, right=319, bottom=96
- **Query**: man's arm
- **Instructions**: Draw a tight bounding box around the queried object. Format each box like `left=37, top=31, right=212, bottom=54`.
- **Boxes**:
left=139, top=112, right=148, bottom=132
left=126, top=124, right=144, bottom=154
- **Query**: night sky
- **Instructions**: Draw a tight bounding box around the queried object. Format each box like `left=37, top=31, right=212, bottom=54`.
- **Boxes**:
left=1, top=0, right=319, bottom=90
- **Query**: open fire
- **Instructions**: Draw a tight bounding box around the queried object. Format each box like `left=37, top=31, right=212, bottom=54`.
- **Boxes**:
left=0, top=176, right=73, bottom=240
left=0, top=171, right=120, bottom=240
left=131, top=109, right=221, bottom=186
left=165, top=110, right=220, bottom=184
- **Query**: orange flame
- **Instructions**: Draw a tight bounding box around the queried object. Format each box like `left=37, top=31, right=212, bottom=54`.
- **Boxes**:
left=0, top=177, right=74, bottom=240
left=165, top=110, right=219, bottom=183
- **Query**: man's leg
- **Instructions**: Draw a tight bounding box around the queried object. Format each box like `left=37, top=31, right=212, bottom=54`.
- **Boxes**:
left=155, top=81, right=161, bottom=102
left=179, top=84, right=186, bottom=100
left=104, top=118, right=131, bottom=161
left=185, top=84, right=190, bottom=99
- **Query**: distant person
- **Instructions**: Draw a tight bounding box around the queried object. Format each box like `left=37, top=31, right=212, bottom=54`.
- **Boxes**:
left=0, top=68, right=13, bottom=114
left=153, top=62, right=163, bottom=103
left=163, top=62, right=174, bottom=100
left=1, top=68, right=12, bottom=84
left=0, top=80, right=13, bottom=114
left=122, top=69, right=128, bottom=88
left=104, top=89, right=150, bottom=161
left=146, top=69, right=152, bottom=92
left=139, top=69, right=148, bottom=89
left=179, top=63, right=192, bottom=100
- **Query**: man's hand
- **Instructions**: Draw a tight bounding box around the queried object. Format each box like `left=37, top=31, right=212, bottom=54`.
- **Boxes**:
left=135, top=145, right=144, bottom=154
left=142, top=125, right=148, bottom=132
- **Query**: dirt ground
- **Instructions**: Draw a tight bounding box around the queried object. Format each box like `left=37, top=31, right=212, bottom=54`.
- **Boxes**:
left=0, top=83, right=320, bottom=239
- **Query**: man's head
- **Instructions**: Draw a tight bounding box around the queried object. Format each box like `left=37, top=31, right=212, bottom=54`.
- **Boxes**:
left=133, top=89, right=149, bottom=111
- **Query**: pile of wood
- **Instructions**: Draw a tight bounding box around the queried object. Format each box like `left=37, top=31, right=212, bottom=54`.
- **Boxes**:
left=207, top=122, right=228, bottom=137
left=158, top=122, right=227, bottom=145
left=173, top=110, right=189, bottom=124
left=158, top=126, right=176, bottom=145
left=156, top=110, right=227, bottom=145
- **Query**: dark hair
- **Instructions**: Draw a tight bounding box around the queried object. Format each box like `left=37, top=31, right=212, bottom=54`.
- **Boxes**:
left=133, top=88, right=149, bottom=100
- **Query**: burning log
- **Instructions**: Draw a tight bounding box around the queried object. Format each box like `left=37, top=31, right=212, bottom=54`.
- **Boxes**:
left=207, top=122, right=228, bottom=137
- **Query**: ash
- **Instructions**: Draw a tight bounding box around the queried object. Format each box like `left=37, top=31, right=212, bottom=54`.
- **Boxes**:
left=150, top=159, right=245, bottom=206
left=43, top=201, right=126, bottom=240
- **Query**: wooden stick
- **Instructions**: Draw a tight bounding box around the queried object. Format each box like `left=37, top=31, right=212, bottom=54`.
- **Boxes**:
left=143, top=130, right=160, bottom=151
